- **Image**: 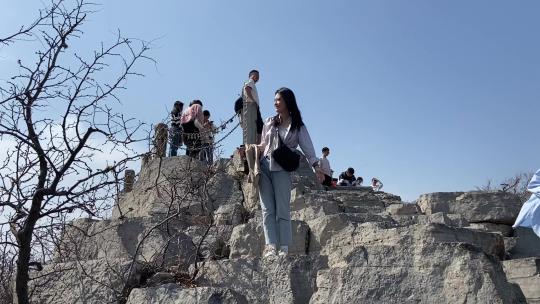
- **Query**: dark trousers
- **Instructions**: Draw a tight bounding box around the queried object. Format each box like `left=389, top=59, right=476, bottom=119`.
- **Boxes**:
left=169, top=125, right=182, bottom=157
left=322, top=174, right=332, bottom=187
left=181, top=121, right=201, bottom=159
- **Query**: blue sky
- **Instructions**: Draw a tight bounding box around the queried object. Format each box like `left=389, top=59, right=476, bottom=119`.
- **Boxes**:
left=1, top=1, right=539, bottom=201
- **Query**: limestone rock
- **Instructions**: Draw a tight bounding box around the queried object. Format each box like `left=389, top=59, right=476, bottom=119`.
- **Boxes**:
left=27, top=259, right=145, bottom=304
left=509, top=227, right=540, bottom=258
left=467, top=222, right=513, bottom=237
left=126, top=284, right=248, bottom=304
left=229, top=218, right=309, bottom=258
left=503, top=258, right=540, bottom=303
left=417, top=191, right=522, bottom=224
left=214, top=203, right=246, bottom=226
left=386, top=203, right=421, bottom=215
left=184, top=225, right=234, bottom=260
left=56, top=217, right=196, bottom=269
left=146, top=272, right=175, bottom=287
left=112, top=156, right=240, bottom=219
left=318, top=222, right=505, bottom=266
left=310, top=243, right=525, bottom=304
left=195, top=256, right=324, bottom=304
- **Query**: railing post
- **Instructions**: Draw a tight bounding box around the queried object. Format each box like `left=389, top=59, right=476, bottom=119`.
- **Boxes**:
left=124, top=169, right=135, bottom=193
left=153, top=123, right=168, bottom=158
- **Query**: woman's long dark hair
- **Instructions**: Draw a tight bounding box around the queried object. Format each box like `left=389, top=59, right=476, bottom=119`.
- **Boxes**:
left=273, top=87, right=304, bottom=131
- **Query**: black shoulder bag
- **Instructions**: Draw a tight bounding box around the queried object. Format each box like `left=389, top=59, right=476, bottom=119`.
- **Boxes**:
left=271, top=127, right=300, bottom=172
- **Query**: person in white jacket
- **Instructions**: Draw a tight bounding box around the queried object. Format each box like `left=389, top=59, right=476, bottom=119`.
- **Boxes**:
left=513, top=169, right=540, bottom=237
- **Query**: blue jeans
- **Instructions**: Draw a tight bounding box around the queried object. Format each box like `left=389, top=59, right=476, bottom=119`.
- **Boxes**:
left=258, top=157, right=292, bottom=247
left=169, top=126, right=182, bottom=157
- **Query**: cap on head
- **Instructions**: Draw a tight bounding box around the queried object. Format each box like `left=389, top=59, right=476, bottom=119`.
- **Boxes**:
left=347, top=167, right=355, bottom=174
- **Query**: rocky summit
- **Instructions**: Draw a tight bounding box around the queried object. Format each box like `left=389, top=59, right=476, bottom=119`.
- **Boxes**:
left=26, top=155, right=540, bottom=304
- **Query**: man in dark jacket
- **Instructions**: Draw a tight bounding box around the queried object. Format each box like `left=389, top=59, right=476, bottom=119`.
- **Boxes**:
left=169, top=100, right=183, bottom=156
left=338, top=167, right=356, bottom=186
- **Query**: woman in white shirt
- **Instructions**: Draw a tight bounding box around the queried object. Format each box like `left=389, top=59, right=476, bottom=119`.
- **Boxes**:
left=513, top=169, right=540, bottom=237
left=257, top=87, right=324, bottom=257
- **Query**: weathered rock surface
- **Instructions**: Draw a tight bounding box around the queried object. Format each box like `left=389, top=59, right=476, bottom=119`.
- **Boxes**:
left=418, top=191, right=522, bottom=224
left=195, top=256, right=324, bottom=304
left=311, top=242, right=525, bottom=304
left=503, top=258, right=540, bottom=303
left=27, top=154, right=532, bottom=304
left=386, top=202, right=421, bottom=215
left=56, top=217, right=196, bottom=269
left=509, top=227, right=540, bottom=258
left=126, top=285, right=248, bottom=304
left=229, top=218, right=309, bottom=258
left=112, top=156, right=242, bottom=219
left=467, top=222, right=513, bottom=237
left=27, top=259, right=145, bottom=304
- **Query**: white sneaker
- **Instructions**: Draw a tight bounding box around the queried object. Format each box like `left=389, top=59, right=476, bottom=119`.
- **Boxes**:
left=263, top=244, right=277, bottom=258
left=278, top=246, right=289, bottom=257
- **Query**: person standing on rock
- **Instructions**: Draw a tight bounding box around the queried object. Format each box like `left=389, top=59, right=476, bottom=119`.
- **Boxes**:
left=513, top=168, right=540, bottom=237
left=169, top=100, right=184, bottom=157
left=319, top=147, right=333, bottom=188
left=257, top=87, right=324, bottom=257
left=200, top=110, right=217, bottom=164
left=181, top=100, right=204, bottom=158
left=243, top=69, right=264, bottom=143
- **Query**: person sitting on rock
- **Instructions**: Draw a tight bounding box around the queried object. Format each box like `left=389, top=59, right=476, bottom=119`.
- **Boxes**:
left=513, top=168, right=540, bottom=237
left=371, top=177, right=383, bottom=191
left=353, top=176, right=363, bottom=187
left=338, top=168, right=356, bottom=186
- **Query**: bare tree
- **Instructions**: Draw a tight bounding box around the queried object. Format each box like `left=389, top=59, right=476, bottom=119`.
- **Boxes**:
left=476, top=171, right=535, bottom=203
left=0, top=1, right=151, bottom=303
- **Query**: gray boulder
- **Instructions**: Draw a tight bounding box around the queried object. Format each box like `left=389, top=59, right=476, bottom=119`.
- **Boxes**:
left=310, top=242, right=525, bottom=304
left=509, top=227, right=540, bottom=258
left=27, top=259, right=145, bottom=304
left=417, top=191, right=522, bottom=225
left=503, top=258, right=540, bottom=303
left=195, top=256, right=324, bottom=304
left=214, top=203, right=246, bottom=226
left=126, top=285, right=248, bottom=304
left=56, top=217, right=196, bottom=269
left=229, top=218, right=309, bottom=258
left=112, top=156, right=241, bottom=219
left=386, top=203, right=421, bottom=215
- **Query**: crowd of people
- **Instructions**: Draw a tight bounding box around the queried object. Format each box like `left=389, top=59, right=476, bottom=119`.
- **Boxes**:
left=165, top=68, right=386, bottom=257
left=168, top=99, right=218, bottom=163
left=318, top=147, right=384, bottom=192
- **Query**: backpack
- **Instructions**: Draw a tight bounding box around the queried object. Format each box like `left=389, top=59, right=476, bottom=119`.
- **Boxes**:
left=234, top=96, right=243, bottom=114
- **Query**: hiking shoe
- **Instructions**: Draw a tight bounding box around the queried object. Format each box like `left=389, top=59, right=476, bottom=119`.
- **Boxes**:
left=263, top=244, right=277, bottom=258
left=278, top=246, right=289, bottom=257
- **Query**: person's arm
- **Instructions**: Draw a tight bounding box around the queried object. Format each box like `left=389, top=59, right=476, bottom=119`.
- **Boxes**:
left=245, top=86, right=255, bottom=102
left=257, top=119, right=270, bottom=154
left=297, top=126, right=319, bottom=167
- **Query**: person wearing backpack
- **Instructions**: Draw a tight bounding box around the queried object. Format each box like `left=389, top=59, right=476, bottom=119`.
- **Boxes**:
left=242, top=70, right=264, bottom=143
left=256, top=87, right=324, bottom=257
left=169, top=100, right=184, bottom=157
left=180, top=100, right=204, bottom=159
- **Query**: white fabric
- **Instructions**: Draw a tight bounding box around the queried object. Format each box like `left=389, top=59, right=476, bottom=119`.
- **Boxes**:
left=243, top=78, right=259, bottom=105
left=318, top=157, right=332, bottom=177
left=259, top=117, right=318, bottom=172
left=513, top=169, right=540, bottom=237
